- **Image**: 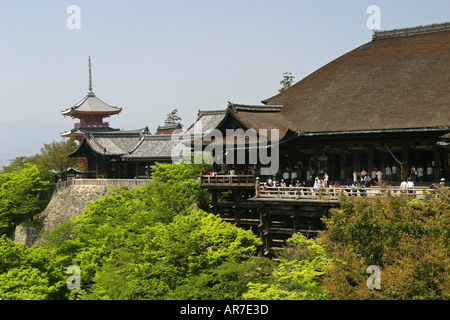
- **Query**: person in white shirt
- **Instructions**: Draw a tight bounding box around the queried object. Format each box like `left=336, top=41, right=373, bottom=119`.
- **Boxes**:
left=400, top=180, right=407, bottom=193
left=282, top=171, right=289, bottom=185
left=376, top=170, right=383, bottom=184
left=291, top=171, right=297, bottom=182
left=372, top=168, right=377, bottom=180
left=392, top=164, right=398, bottom=182
left=417, top=166, right=424, bottom=182
left=385, top=166, right=392, bottom=182
left=406, top=179, right=415, bottom=194
left=426, top=165, right=433, bottom=182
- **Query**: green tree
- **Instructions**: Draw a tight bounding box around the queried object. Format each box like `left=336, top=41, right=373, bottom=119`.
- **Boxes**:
left=1, top=156, right=37, bottom=174
left=278, top=72, right=295, bottom=93
left=0, top=164, right=52, bottom=236
left=164, top=108, right=182, bottom=127
left=243, top=232, right=329, bottom=300
left=0, top=235, right=67, bottom=300
left=85, top=209, right=261, bottom=299
left=34, top=137, right=79, bottom=181
left=321, top=191, right=450, bottom=299
left=41, top=161, right=265, bottom=300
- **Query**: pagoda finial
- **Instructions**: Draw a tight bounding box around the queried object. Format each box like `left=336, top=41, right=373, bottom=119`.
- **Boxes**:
left=88, top=56, right=95, bottom=96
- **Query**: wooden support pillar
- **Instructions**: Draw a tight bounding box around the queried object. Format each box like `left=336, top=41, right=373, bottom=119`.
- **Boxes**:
left=433, top=141, right=441, bottom=181
left=211, top=191, right=218, bottom=215
left=340, top=142, right=346, bottom=182
left=234, top=190, right=241, bottom=226
left=353, top=149, right=360, bottom=172
left=444, top=151, right=449, bottom=180
left=402, top=141, right=409, bottom=181
left=313, top=143, right=319, bottom=175
left=95, top=156, right=99, bottom=178
left=368, top=142, right=374, bottom=176
left=288, top=143, right=295, bottom=172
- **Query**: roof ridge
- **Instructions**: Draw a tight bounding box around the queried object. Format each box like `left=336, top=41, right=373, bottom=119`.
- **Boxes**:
left=227, top=101, right=283, bottom=113
left=372, top=21, right=450, bottom=40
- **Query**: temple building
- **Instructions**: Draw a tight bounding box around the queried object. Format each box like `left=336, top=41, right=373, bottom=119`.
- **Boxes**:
left=195, top=22, right=450, bottom=183
left=66, top=22, right=450, bottom=183
left=63, top=23, right=450, bottom=253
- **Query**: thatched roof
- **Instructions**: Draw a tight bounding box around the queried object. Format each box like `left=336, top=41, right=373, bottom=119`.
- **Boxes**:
left=257, top=23, right=450, bottom=134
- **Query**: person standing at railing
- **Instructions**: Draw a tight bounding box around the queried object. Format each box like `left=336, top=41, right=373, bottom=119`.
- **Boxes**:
left=282, top=170, right=290, bottom=186
left=392, top=164, right=398, bottom=182
left=386, top=166, right=392, bottom=183
left=417, top=166, right=424, bottom=182
left=426, top=165, right=433, bottom=182
left=406, top=178, right=415, bottom=194
left=376, top=169, right=383, bottom=184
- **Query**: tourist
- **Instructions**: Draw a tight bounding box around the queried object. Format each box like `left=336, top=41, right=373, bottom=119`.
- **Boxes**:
left=376, top=169, right=383, bottom=184
left=323, top=172, right=329, bottom=187
left=392, top=164, right=398, bottom=182
left=307, top=175, right=314, bottom=187
left=372, top=168, right=377, bottom=180
left=351, top=180, right=358, bottom=196
left=353, top=171, right=358, bottom=182
left=364, top=174, right=371, bottom=187
left=386, top=165, right=392, bottom=182
left=400, top=179, right=407, bottom=193
left=291, top=171, right=297, bottom=184
left=282, top=170, right=290, bottom=185
left=411, top=166, right=417, bottom=182
left=417, top=166, right=424, bottom=182
left=426, top=165, right=433, bottom=182
left=406, top=178, right=415, bottom=194
left=313, top=177, right=321, bottom=192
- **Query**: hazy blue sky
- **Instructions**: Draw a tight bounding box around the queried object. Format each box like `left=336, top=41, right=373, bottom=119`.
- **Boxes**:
left=0, top=0, right=449, bottom=163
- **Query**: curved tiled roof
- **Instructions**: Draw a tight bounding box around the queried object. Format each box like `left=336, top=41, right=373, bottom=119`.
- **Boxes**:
left=62, top=95, right=122, bottom=117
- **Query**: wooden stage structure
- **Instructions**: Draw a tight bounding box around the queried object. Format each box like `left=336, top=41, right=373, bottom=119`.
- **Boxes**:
left=201, top=175, right=441, bottom=256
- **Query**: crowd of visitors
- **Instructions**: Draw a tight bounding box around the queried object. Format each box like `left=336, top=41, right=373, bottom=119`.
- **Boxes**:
left=203, top=163, right=440, bottom=192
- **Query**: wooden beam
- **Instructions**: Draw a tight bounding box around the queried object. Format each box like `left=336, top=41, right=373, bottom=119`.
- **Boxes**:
left=434, top=140, right=441, bottom=181
left=340, top=142, right=346, bottom=181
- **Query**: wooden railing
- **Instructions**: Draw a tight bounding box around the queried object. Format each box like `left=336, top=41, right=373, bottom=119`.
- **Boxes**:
left=256, top=186, right=438, bottom=201
left=201, top=175, right=254, bottom=185
left=55, top=178, right=152, bottom=190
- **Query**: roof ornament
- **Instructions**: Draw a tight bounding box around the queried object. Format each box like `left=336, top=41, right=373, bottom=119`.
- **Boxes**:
left=88, top=56, right=95, bottom=97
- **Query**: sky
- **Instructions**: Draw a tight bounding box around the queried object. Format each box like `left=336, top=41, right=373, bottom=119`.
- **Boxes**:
left=0, top=0, right=449, bottom=166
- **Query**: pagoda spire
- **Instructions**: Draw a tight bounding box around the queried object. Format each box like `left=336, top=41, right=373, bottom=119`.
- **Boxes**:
left=88, top=56, right=95, bottom=96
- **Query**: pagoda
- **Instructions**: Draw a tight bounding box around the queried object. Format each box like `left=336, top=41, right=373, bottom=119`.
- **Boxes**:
left=61, top=57, right=122, bottom=141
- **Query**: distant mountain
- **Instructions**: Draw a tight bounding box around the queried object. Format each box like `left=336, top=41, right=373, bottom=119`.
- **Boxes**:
left=0, top=119, right=65, bottom=168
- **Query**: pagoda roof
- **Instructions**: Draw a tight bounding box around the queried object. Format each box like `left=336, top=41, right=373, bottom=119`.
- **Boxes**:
left=69, top=127, right=149, bottom=157
left=62, top=94, right=122, bottom=117
left=122, top=134, right=186, bottom=161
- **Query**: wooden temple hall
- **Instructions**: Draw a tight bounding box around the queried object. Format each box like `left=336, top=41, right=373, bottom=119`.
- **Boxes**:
left=61, top=23, right=450, bottom=254
left=63, top=24, right=450, bottom=184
